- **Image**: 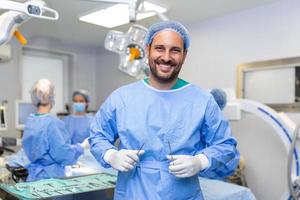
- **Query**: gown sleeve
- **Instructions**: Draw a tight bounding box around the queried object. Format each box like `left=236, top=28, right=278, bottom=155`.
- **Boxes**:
left=47, top=119, right=84, bottom=166
left=89, top=93, right=119, bottom=168
left=198, top=97, right=240, bottom=179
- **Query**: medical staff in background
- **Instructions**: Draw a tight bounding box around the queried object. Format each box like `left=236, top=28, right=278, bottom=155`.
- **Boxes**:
left=22, top=79, right=86, bottom=182
left=89, top=21, right=239, bottom=200
left=210, top=88, right=227, bottom=110
left=63, top=90, right=93, bottom=144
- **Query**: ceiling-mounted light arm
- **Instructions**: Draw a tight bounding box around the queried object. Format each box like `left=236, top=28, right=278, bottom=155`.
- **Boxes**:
left=129, top=0, right=143, bottom=22
left=0, top=0, right=59, bottom=46
left=137, top=1, right=168, bottom=21
left=128, top=0, right=137, bottom=22
left=0, top=0, right=59, bottom=20
left=0, top=11, right=29, bottom=46
left=85, top=0, right=130, bottom=3
left=140, top=9, right=168, bottom=21
left=0, top=0, right=25, bottom=12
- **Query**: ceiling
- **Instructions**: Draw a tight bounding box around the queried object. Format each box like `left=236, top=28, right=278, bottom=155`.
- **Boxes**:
left=16, top=0, right=278, bottom=48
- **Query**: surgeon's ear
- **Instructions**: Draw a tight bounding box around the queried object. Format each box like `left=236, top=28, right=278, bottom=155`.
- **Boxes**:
left=182, top=49, right=188, bottom=63
left=145, top=45, right=150, bottom=57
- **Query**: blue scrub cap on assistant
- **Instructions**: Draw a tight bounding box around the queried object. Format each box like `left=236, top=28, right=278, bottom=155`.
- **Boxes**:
left=145, top=20, right=190, bottom=49
left=30, top=78, right=55, bottom=107
left=72, top=90, right=90, bottom=103
left=210, top=88, right=227, bottom=110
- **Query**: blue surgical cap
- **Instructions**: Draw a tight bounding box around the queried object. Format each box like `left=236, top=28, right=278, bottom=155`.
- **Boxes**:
left=145, top=21, right=190, bottom=49
left=210, top=88, right=227, bottom=110
left=72, top=90, right=90, bottom=103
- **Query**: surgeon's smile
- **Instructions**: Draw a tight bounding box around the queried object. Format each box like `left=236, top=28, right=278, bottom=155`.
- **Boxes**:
left=155, top=59, right=177, bottom=74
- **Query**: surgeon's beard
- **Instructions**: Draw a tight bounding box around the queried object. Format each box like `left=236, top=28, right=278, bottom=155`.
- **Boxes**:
left=149, top=58, right=182, bottom=84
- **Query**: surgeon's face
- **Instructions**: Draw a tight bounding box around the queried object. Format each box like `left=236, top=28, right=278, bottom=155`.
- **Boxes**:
left=147, top=30, right=187, bottom=83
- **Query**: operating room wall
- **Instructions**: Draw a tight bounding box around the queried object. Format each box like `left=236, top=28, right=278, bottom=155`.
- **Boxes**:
left=178, top=0, right=300, bottom=199
left=182, top=0, right=300, bottom=90
left=26, top=37, right=98, bottom=111
left=0, top=41, right=22, bottom=138
left=94, top=49, right=136, bottom=107
left=0, top=37, right=99, bottom=138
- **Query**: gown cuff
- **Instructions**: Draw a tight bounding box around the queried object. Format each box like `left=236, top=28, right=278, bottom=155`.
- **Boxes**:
left=196, top=153, right=210, bottom=171
left=103, top=148, right=118, bottom=165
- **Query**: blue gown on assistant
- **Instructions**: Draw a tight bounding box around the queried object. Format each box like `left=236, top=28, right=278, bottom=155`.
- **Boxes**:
left=89, top=80, right=239, bottom=200
left=22, top=114, right=84, bottom=182
left=63, top=114, right=93, bottom=144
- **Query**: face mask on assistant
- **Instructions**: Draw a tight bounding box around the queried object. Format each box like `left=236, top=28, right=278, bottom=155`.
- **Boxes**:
left=72, top=103, right=85, bottom=113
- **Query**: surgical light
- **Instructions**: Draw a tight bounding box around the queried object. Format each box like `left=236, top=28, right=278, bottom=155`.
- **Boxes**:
left=79, top=1, right=166, bottom=28
left=104, top=24, right=149, bottom=78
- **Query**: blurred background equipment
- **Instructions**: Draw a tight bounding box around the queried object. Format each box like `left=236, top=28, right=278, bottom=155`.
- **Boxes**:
left=0, top=45, right=11, bottom=62
left=223, top=95, right=299, bottom=200
left=0, top=0, right=59, bottom=46
left=15, top=100, right=37, bottom=130
left=288, top=125, right=300, bottom=200
left=0, top=106, right=7, bottom=131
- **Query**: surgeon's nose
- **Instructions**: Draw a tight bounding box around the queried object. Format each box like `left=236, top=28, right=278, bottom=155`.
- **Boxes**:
left=161, top=51, right=171, bottom=62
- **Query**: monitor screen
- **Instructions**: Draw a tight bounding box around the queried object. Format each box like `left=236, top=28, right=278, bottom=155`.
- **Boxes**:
left=0, top=106, right=7, bottom=131
left=16, top=101, right=37, bottom=130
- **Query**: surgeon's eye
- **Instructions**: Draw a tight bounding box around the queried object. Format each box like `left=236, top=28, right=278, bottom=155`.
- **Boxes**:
left=154, top=46, right=165, bottom=52
left=171, top=47, right=182, bottom=53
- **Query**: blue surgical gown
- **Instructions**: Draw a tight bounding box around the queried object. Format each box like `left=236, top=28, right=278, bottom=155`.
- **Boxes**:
left=22, top=114, right=84, bottom=182
left=89, top=80, right=240, bottom=200
left=63, top=114, right=93, bottom=144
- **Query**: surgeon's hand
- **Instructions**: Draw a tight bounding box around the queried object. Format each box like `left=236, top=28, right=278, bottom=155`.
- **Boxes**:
left=104, top=149, right=145, bottom=172
left=167, top=154, right=209, bottom=178
left=80, top=138, right=90, bottom=149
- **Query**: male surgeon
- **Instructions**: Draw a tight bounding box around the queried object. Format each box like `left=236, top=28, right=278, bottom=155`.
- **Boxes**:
left=89, top=21, right=239, bottom=200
